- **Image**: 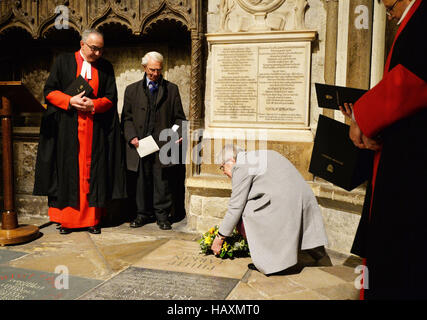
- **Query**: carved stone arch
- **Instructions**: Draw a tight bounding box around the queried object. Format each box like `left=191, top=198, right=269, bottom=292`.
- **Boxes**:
left=0, top=8, right=14, bottom=30
left=37, top=18, right=82, bottom=39
left=89, top=7, right=134, bottom=34
left=0, top=21, right=33, bottom=39
left=144, top=17, right=189, bottom=36
left=0, top=7, right=35, bottom=38
left=140, top=2, right=191, bottom=36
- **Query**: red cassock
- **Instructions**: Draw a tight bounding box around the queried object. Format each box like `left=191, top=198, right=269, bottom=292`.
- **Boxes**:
left=44, top=52, right=113, bottom=228
left=352, top=0, right=427, bottom=299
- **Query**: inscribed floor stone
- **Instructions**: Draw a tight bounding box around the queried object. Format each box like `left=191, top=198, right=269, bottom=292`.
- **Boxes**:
left=133, top=239, right=252, bottom=279
left=79, top=267, right=239, bottom=300
left=0, top=266, right=102, bottom=300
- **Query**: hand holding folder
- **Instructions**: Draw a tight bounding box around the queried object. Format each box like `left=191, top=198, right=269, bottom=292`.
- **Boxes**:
left=64, top=75, right=94, bottom=97
left=315, top=83, right=367, bottom=110
left=65, top=76, right=95, bottom=112
left=136, top=135, right=160, bottom=158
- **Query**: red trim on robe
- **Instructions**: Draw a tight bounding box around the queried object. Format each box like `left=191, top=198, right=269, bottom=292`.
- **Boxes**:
left=354, top=0, right=424, bottom=300
left=48, top=51, right=113, bottom=228
left=46, top=91, right=71, bottom=111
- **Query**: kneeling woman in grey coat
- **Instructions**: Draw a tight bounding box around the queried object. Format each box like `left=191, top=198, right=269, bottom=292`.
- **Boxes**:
left=211, top=145, right=328, bottom=275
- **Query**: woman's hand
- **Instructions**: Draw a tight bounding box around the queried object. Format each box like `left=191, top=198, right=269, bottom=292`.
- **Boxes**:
left=211, top=235, right=224, bottom=256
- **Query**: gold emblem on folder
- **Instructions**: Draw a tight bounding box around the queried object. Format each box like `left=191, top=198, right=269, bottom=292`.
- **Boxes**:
left=325, top=94, right=333, bottom=100
left=327, top=164, right=334, bottom=173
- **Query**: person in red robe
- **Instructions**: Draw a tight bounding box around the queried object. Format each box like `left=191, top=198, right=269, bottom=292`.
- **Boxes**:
left=341, top=0, right=427, bottom=299
left=33, top=29, right=126, bottom=235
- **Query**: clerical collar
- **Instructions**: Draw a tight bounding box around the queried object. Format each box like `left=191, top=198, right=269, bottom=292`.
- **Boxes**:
left=397, top=0, right=416, bottom=25
left=79, top=50, right=92, bottom=80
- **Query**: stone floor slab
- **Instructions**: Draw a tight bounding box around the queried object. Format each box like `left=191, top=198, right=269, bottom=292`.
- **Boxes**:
left=285, top=267, right=347, bottom=290
left=0, top=250, right=28, bottom=264
left=0, top=266, right=102, bottom=300
left=313, top=282, right=359, bottom=300
left=133, top=239, right=252, bottom=279
left=271, top=289, right=330, bottom=300
left=319, top=265, right=359, bottom=283
left=79, top=267, right=239, bottom=300
left=226, top=281, right=268, bottom=300
left=102, top=222, right=199, bottom=242
left=96, top=239, right=169, bottom=273
left=7, top=232, right=113, bottom=280
left=245, top=270, right=306, bottom=299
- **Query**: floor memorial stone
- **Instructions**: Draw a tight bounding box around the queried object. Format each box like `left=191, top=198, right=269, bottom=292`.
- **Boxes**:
left=133, top=239, right=252, bottom=279
left=0, top=266, right=102, bottom=300
left=79, top=267, right=239, bottom=300
left=0, top=250, right=28, bottom=264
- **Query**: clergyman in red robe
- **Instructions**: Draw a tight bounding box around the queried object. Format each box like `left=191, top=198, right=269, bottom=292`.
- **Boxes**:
left=33, top=29, right=126, bottom=235
left=341, top=0, right=427, bottom=299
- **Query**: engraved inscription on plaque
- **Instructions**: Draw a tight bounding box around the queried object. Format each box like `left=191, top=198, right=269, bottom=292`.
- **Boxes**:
left=210, top=41, right=311, bottom=128
left=167, top=252, right=225, bottom=271
left=0, top=266, right=102, bottom=300
left=79, top=267, right=239, bottom=300
left=213, top=46, right=258, bottom=122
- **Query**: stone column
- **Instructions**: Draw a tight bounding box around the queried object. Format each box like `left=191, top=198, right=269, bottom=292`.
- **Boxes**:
left=189, top=29, right=205, bottom=176
left=346, top=0, right=374, bottom=90
left=370, top=1, right=386, bottom=88
left=323, top=0, right=339, bottom=119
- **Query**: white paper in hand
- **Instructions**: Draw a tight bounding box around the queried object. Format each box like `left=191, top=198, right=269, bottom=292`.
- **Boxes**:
left=136, top=135, right=159, bottom=158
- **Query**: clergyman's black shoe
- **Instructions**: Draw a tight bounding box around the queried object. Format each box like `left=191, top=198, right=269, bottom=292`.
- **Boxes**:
left=88, top=225, right=101, bottom=234
left=157, top=220, right=172, bottom=230
left=59, top=227, right=71, bottom=235
left=130, top=216, right=151, bottom=228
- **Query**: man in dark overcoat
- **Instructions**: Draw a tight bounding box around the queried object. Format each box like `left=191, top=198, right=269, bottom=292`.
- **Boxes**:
left=121, top=51, right=186, bottom=230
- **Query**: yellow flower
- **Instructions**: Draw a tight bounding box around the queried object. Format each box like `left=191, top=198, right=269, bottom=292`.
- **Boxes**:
left=205, top=236, right=213, bottom=245
left=209, top=227, right=215, bottom=234
left=223, top=241, right=229, bottom=250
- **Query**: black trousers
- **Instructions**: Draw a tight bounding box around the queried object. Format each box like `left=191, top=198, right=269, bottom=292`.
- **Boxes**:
left=135, top=154, right=172, bottom=222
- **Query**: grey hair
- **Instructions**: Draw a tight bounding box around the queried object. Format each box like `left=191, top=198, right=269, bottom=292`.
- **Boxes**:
left=81, top=29, right=103, bottom=42
left=141, top=51, right=164, bottom=66
left=216, top=144, right=245, bottom=165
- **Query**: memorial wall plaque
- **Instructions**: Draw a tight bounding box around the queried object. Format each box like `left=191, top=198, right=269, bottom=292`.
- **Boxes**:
left=207, top=32, right=316, bottom=130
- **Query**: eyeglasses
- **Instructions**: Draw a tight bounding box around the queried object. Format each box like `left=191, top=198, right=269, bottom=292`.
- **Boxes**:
left=148, top=68, right=162, bottom=73
left=85, top=42, right=104, bottom=53
left=386, top=0, right=399, bottom=16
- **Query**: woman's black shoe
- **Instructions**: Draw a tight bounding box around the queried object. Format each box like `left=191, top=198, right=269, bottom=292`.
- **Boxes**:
left=248, top=263, right=258, bottom=271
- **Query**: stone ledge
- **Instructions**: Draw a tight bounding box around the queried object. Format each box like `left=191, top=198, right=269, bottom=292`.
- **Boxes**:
left=317, top=197, right=362, bottom=215
left=186, top=175, right=232, bottom=197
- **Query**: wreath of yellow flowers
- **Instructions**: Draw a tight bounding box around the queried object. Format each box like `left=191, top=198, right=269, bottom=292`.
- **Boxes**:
left=198, top=225, right=250, bottom=259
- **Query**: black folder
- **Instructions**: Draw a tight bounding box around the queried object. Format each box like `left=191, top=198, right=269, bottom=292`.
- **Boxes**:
left=315, top=83, right=367, bottom=110
left=309, top=114, right=374, bottom=191
left=64, top=75, right=94, bottom=97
